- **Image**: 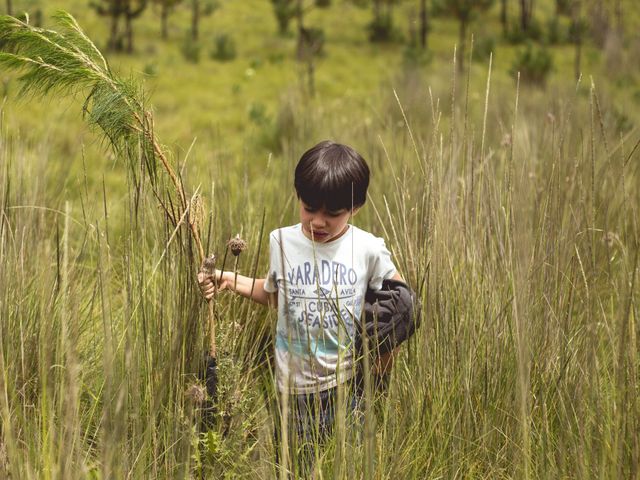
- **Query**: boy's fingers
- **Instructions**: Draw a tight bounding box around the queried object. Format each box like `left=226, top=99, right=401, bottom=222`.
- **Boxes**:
left=197, top=273, right=214, bottom=286
left=197, top=269, right=228, bottom=299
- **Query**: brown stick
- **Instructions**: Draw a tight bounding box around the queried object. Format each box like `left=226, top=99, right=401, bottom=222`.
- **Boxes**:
left=200, top=255, right=217, bottom=357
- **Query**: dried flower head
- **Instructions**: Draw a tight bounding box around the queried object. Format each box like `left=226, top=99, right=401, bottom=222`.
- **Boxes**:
left=501, top=133, right=512, bottom=148
left=185, top=383, right=207, bottom=406
left=602, top=232, right=619, bottom=248
left=228, top=235, right=247, bottom=257
left=201, top=254, right=216, bottom=275
left=189, top=194, right=205, bottom=231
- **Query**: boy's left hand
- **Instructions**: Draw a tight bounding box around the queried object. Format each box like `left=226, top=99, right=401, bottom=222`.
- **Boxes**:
left=197, top=269, right=235, bottom=299
left=197, top=271, right=217, bottom=300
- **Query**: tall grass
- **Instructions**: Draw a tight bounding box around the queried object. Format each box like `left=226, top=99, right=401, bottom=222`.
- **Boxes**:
left=1, top=56, right=638, bottom=479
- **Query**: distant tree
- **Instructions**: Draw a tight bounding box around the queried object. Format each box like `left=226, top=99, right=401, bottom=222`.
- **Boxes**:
left=419, top=0, right=429, bottom=48
left=555, top=0, right=571, bottom=15
left=6, top=0, right=12, bottom=15
left=191, top=0, right=199, bottom=39
left=568, top=0, right=586, bottom=81
left=614, top=0, right=623, bottom=36
left=500, top=0, right=508, bottom=35
left=152, top=0, right=183, bottom=39
left=190, top=0, right=218, bottom=40
left=519, top=0, right=533, bottom=33
left=586, top=0, right=608, bottom=47
left=369, top=0, right=398, bottom=43
left=122, top=0, right=147, bottom=52
left=271, top=0, right=297, bottom=35
left=89, top=0, right=124, bottom=51
left=90, top=0, right=148, bottom=52
left=440, top=0, right=494, bottom=71
left=294, top=0, right=324, bottom=96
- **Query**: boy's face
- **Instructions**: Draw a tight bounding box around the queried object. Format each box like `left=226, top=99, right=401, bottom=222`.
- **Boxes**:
left=299, top=200, right=357, bottom=243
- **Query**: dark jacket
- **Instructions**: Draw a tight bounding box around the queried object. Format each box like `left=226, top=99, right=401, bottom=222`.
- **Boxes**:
left=356, top=278, right=420, bottom=358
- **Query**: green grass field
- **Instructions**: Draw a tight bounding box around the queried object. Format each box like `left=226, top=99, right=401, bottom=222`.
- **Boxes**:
left=1, top=1, right=639, bottom=478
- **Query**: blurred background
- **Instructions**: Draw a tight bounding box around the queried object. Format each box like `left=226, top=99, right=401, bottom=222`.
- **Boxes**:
left=2, top=0, right=638, bottom=196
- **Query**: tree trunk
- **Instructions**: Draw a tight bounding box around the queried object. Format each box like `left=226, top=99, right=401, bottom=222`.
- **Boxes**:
left=520, top=0, right=530, bottom=32
left=191, top=0, right=199, bottom=40
left=501, top=0, right=508, bottom=36
left=373, top=0, right=380, bottom=22
left=108, top=9, right=120, bottom=51
left=419, top=0, right=428, bottom=49
left=161, top=3, right=168, bottom=39
left=573, top=0, right=581, bottom=82
left=615, top=0, right=623, bottom=36
left=295, top=0, right=304, bottom=59
left=125, top=13, right=133, bottom=53
left=296, top=0, right=303, bottom=32
left=307, top=56, right=315, bottom=97
left=33, top=8, right=42, bottom=27
left=6, top=0, right=12, bottom=15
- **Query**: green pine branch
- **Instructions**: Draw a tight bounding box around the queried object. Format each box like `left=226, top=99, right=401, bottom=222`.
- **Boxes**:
left=0, top=11, right=205, bottom=261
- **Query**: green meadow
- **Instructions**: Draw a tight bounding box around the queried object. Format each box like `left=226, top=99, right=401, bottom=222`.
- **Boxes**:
left=1, top=0, right=639, bottom=478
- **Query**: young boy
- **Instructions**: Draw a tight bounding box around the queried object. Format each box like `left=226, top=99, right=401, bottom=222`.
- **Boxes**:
left=198, top=140, right=402, bottom=474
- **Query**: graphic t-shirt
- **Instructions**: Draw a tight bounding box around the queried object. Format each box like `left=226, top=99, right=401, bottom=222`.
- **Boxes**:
left=263, top=224, right=396, bottom=394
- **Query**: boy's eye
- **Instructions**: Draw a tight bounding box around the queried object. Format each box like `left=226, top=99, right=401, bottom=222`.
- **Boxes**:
left=302, top=204, right=347, bottom=216
left=327, top=210, right=346, bottom=217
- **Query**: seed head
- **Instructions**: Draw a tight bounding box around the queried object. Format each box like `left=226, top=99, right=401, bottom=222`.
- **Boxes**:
left=602, top=232, right=619, bottom=248
left=185, top=383, right=207, bottom=406
left=201, top=254, right=216, bottom=275
left=228, top=235, right=247, bottom=257
left=189, top=194, right=205, bottom=231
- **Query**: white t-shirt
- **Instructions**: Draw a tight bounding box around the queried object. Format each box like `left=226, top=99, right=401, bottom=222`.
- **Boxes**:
left=263, top=223, right=396, bottom=394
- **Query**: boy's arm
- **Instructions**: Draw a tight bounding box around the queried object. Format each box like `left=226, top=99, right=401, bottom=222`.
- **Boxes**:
left=197, top=270, right=277, bottom=308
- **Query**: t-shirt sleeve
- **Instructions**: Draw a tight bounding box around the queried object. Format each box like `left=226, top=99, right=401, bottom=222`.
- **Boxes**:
left=263, top=231, right=280, bottom=293
left=367, top=236, right=397, bottom=291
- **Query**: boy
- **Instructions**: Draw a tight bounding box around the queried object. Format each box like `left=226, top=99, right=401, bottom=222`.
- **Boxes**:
left=198, top=140, right=403, bottom=474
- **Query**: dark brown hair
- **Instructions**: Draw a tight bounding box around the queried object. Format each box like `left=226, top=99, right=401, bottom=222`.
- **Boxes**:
left=294, top=140, right=370, bottom=211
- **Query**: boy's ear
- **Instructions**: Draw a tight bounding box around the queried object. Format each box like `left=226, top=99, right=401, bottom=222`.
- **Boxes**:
left=351, top=207, right=361, bottom=216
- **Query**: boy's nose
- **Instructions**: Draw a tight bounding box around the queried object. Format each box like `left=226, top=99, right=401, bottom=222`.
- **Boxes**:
left=310, top=215, right=327, bottom=229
